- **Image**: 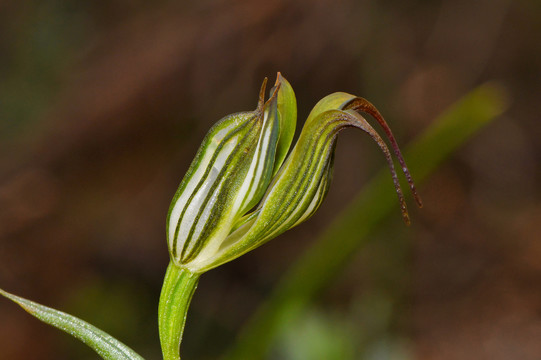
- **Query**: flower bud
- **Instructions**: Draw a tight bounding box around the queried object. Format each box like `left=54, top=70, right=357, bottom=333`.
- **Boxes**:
left=167, top=75, right=296, bottom=270
left=167, top=74, right=420, bottom=273
left=193, top=90, right=421, bottom=272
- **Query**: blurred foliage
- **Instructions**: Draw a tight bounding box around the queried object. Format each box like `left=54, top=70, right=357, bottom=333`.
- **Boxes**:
left=62, top=277, right=154, bottom=359
left=274, top=309, right=357, bottom=360
left=0, top=1, right=91, bottom=142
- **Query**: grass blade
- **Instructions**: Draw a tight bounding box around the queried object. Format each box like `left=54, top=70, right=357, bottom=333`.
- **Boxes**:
left=0, top=288, right=144, bottom=360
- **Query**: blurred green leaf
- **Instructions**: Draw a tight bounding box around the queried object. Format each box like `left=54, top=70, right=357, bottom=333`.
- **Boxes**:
left=225, top=82, right=510, bottom=359
left=0, top=288, right=144, bottom=360
left=274, top=309, right=356, bottom=360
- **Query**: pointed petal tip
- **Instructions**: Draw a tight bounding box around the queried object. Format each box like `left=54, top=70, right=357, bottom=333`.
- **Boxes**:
left=403, top=215, right=411, bottom=226
left=399, top=201, right=411, bottom=226
left=264, top=78, right=281, bottom=109
left=414, top=193, right=423, bottom=208
left=275, top=72, right=285, bottom=85
left=400, top=199, right=411, bottom=226
left=257, top=77, right=269, bottom=111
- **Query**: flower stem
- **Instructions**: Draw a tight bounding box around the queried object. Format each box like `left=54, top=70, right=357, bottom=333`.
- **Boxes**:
left=158, top=262, right=200, bottom=360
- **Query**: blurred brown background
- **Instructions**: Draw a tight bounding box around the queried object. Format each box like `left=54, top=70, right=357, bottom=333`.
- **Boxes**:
left=1, top=0, right=540, bottom=359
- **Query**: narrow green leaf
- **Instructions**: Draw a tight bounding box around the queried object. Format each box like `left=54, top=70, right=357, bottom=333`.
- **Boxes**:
left=224, top=82, right=510, bottom=359
left=0, top=288, right=144, bottom=360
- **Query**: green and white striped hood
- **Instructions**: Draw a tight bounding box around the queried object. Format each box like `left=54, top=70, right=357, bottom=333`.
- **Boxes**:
left=167, top=74, right=420, bottom=273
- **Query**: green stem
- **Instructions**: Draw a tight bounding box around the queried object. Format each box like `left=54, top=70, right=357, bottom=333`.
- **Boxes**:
left=158, top=262, right=200, bottom=360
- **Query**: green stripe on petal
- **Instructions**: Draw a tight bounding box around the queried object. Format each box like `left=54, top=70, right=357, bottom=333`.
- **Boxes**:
left=198, top=110, right=356, bottom=271
left=167, top=78, right=284, bottom=270
left=167, top=112, right=257, bottom=261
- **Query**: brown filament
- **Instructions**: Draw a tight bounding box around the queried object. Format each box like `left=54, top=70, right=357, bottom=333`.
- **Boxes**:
left=256, top=77, right=268, bottom=112
left=344, top=98, right=423, bottom=209
left=344, top=111, right=411, bottom=225
left=256, top=75, right=281, bottom=114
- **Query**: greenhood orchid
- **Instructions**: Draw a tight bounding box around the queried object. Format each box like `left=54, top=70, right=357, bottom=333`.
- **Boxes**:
left=166, top=73, right=421, bottom=274
left=159, top=73, right=421, bottom=360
